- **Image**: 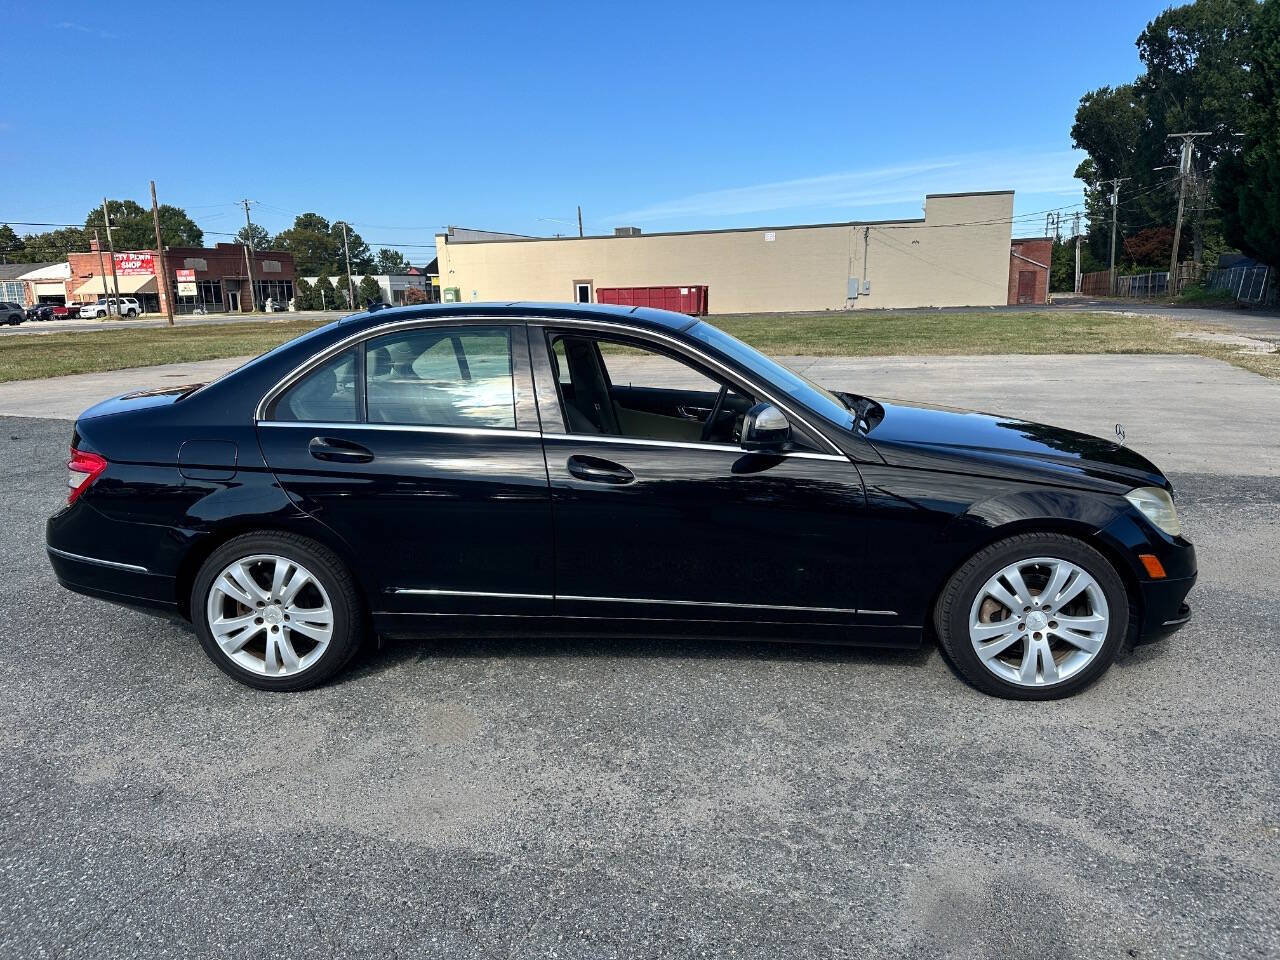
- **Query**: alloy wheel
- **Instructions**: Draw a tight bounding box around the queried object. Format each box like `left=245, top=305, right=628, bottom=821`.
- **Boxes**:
left=205, top=554, right=334, bottom=677
left=968, top=556, right=1110, bottom=687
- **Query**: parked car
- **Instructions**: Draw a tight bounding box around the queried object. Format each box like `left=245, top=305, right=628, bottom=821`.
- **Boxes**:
left=26, top=303, right=54, bottom=322
left=46, top=303, right=1196, bottom=698
left=1, top=302, right=25, bottom=325
left=79, top=297, right=141, bottom=318
left=50, top=303, right=78, bottom=320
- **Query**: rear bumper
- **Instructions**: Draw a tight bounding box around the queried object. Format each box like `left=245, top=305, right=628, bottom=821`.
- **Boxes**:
left=46, top=545, right=180, bottom=617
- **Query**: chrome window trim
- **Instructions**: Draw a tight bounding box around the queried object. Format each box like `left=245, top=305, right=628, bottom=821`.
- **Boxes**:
left=255, top=421, right=845, bottom=459
left=529, top=317, right=847, bottom=458
left=254, top=313, right=534, bottom=422
left=47, top=546, right=149, bottom=575
left=391, top=586, right=896, bottom=617
left=541, top=432, right=848, bottom=461
left=255, top=312, right=851, bottom=462
left=258, top=420, right=541, bottom=439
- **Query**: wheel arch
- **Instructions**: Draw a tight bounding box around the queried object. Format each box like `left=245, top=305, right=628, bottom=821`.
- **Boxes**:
left=174, top=515, right=369, bottom=620
left=930, top=514, right=1144, bottom=647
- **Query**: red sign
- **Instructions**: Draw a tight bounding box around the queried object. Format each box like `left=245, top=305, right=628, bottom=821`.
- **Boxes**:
left=114, top=252, right=155, bottom=276
left=175, top=269, right=196, bottom=282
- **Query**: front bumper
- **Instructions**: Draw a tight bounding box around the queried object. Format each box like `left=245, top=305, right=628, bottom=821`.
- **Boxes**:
left=1097, top=510, right=1197, bottom=645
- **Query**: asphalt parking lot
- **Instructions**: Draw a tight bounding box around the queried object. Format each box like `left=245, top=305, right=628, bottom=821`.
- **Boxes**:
left=1, top=355, right=1277, bottom=959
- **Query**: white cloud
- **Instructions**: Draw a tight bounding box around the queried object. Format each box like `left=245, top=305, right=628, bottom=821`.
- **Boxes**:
left=57, top=21, right=118, bottom=40
left=606, top=149, right=1085, bottom=224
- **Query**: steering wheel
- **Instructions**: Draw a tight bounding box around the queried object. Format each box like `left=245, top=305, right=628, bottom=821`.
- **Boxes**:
left=701, top=383, right=730, bottom=441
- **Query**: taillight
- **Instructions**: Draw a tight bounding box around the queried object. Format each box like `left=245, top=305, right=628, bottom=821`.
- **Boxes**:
left=67, top=447, right=107, bottom=504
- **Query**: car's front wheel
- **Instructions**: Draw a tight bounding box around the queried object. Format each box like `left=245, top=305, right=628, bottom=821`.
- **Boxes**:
left=192, top=532, right=365, bottom=690
left=934, top=533, right=1129, bottom=699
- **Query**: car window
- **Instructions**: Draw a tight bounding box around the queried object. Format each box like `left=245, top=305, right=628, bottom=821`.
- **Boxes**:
left=550, top=333, right=757, bottom=445
left=269, top=348, right=359, bottom=422
left=366, top=326, right=515, bottom=429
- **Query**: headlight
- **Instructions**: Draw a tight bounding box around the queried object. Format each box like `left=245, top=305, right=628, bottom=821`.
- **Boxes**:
left=1125, top=486, right=1181, bottom=537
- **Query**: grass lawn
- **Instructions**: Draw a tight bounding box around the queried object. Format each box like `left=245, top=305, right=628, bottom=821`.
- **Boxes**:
left=713, top=309, right=1280, bottom=379
left=0, top=318, right=328, bottom=383
left=0, top=309, right=1276, bottom=382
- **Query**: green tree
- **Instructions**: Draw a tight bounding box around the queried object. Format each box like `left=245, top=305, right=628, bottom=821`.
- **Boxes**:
left=273, top=213, right=341, bottom=275
left=1216, top=0, right=1280, bottom=266
left=313, top=275, right=336, bottom=310
left=333, top=274, right=352, bottom=309
left=1071, top=0, right=1259, bottom=266
left=294, top=277, right=316, bottom=311
left=375, top=247, right=410, bottom=274
left=85, top=199, right=203, bottom=249
left=358, top=275, right=383, bottom=306
left=235, top=223, right=272, bottom=253
left=0, top=224, right=22, bottom=261
left=332, top=222, right=374, bottom=274
left=1049, top=238, right=1103, bottom=292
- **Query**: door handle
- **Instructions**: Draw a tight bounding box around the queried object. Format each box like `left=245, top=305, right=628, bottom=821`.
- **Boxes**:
left=308, top=436, right=374, bottom=463
left=567, top=454, right=634, bottom=485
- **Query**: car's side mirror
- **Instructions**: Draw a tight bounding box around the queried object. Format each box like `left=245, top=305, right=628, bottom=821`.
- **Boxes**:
left=741, top=402, right=791, bottom=452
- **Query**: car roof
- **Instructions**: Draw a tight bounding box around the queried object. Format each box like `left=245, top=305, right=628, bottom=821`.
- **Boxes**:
left=337, top=301, right=701, bottom=336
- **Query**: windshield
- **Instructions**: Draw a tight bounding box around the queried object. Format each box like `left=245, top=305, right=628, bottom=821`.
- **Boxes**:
left=687, top=322, right=854, bottom=430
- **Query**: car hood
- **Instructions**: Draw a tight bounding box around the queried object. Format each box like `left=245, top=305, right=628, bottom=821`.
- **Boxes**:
left=859, top=397, right=1168, bottom=490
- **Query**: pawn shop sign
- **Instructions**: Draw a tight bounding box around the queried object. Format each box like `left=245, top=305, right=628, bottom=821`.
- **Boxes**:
left=176, top=269, right=197, bottom=298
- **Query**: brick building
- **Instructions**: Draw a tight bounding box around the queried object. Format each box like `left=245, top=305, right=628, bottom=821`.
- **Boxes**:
left=1008, top=236, right=1052, bottom=305
left=67, top=240, right=296, bottom=315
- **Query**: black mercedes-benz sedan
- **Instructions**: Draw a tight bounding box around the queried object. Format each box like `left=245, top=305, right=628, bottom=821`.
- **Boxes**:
left=46, top=303, right=1196, bottom=699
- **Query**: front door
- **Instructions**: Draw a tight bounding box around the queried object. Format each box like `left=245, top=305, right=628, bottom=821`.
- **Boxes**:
left=531, top=325, right=866, bottom=629
left=256, top=320, right=554, bottom=621
left=227, top=289, right=241, bottom=312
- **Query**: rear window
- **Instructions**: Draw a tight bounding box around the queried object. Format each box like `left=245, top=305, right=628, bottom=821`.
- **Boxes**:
left=268, top=348, right=360, bottom=422
left=366, top=326, right=515, bottom=428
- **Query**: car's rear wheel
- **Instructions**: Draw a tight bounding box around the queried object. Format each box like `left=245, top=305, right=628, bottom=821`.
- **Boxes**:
left=191, top=532, right=365, bottom=690
left=934, top=533, right=1129, bottom=700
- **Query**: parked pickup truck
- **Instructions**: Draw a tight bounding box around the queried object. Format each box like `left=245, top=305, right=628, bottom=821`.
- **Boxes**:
left=79, top=297, right=142, bottom=318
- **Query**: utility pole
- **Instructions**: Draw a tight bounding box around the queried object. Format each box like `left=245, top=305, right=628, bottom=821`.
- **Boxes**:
left=577, top=205, right=584, bottom=238
left=340, top=221, right=356, bottom=308
left=1167, top=132, right=1210, bottom=295
left=150, top=180, right=175, bottom=326
left=241, top=199, right=257, bottom=312
left=1101, top=178, right=1129, bottom=296
left=101, top=198, right=122, bottom=315
left=93, top=228, right=109, bottom=316
left=1073, top=211, right=1082, bottom=294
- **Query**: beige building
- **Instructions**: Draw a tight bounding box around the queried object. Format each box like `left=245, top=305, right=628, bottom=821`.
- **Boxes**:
left=435, top=190, right=1015, bottom=313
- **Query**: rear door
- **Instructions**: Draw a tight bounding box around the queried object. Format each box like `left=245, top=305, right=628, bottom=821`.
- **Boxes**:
left=256, top=319, right=554, bottom=619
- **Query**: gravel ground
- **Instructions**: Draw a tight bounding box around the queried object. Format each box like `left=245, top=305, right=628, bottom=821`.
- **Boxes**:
left=0, top=416, right=1276, bottom=959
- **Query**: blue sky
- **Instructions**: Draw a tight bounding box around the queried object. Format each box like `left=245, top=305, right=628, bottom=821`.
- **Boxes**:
left=3, top=0, right=1165, bottom=261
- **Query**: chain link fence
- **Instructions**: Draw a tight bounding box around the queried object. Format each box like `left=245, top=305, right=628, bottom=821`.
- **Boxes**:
left=1203, top=265, right=1273, bottom=305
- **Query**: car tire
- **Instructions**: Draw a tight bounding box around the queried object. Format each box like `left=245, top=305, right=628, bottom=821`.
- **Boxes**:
left=933, top=532, right=1130, bottom=700
left=95, top=310, right=105, bottom=318
left=191, top=531, right=366, bottom=691
left=126, top=309, right=137, bottom=317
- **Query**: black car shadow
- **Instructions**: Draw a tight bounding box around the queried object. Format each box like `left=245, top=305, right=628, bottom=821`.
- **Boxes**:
left=335, top=630, right=938, bottom=686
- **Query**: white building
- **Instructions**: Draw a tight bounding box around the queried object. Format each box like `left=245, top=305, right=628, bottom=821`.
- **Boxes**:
left=300, top=273, right=428, bottom=306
